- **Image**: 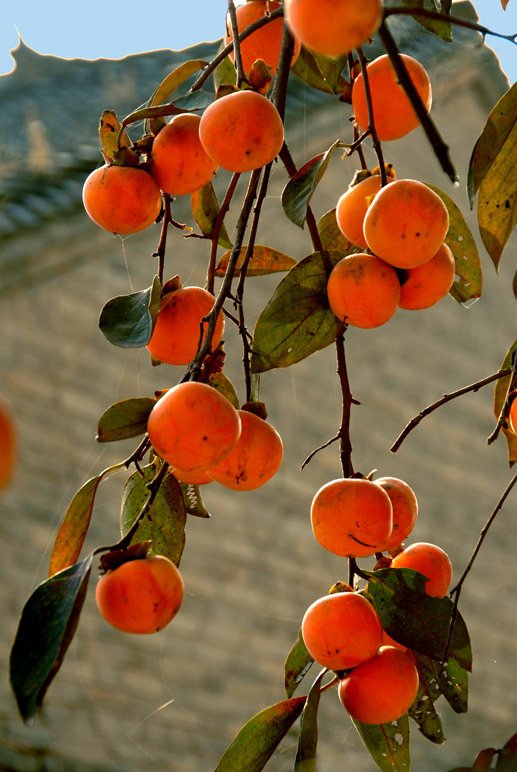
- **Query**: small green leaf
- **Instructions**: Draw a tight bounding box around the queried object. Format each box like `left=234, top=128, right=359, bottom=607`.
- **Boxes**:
left=494, top=339, right=517, bottom=466
left=99, top=275, right=161, bottom=348
left=215, top=245, right=297, bottom=277
left=120, top=464, right=186, bottom=566
left=150, top=59, right=208, bottom=107
left=208, top=372, right=240, bottom=410
left=251, top=251, right=344, bottom=373
left=285, top=628, right=314, bottom=699
left=439, top=655, right=468, bottom=714
left=290, top=45, right=349, bottom=95
left=353, top=712, right=411, bottom=772
left=10, top=555, right=92, bottom=723
left=180, top=483, right=211, bottom=518
left=96, top=397, right=155, bottom=443
left=214, top=697, right=306, bottom=772
left=282, top=141, right=340, bottom=229
left=294, top=670, right=325, bottom=771
left=214, top=52, right=237, bottom=92
left=317, top=208, right=354, bottom=252
left=191, top=181, right=232, bottom=249
left=401, top=0, right=452, bottom=41
left=408, top=651, right=445, bottom=744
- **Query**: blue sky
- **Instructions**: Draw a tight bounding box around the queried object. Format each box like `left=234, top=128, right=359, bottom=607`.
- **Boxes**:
left=0, top=1, right=515, bottom=83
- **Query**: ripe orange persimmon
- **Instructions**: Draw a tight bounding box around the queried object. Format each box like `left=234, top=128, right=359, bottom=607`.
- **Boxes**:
left=147, top=381, right=242, bottom=473
left=390, top=542, right=452, bottom=598
left=338, top=645, right=419, bottom=724
left=327, top=253, right=401, bottom=329
left=284, top=0, right=383, bottom=57
left=363, top=179, right=449, bottom=269
left=172, top=467, right=213, bottom=485
left=146, top=286, right=225, bottom=365
left=509, top=397, right=517, bottom=434
left=82, top=164, right=162, bottom=234
left=0, top=400, right=16, bottom=492
left=207, top=409, right=283, bottom=491
left=224, top=1, right=301, bottom=78
left=150, top=114, right=218, bottom=195
left=311, top=477, right=393, bottom=558
left=374, top=477, right=418, bottom=551
left=336, top=174, right=393, bottom=250
left=95, top=555, right=184, bottom=634
left=199, top=90, right=284, bottom=172
left=352, top=54, right=432, bottom=141
left=301, top=590, right=383, bottom=671
left=398, top=242, right=456, bottom=310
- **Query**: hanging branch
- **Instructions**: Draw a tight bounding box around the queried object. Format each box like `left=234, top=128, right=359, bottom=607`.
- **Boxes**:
left=384, top=6, right=517, bottom=46
left=227, top=0, right=246, bottom=88
left=487, top=352, right=517, bottom=445
left=355, top=46, right=388, bottom=187
left=206, top=172, right=241, bottom=295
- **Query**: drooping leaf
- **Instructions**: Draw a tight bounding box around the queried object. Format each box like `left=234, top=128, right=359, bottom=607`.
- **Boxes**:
left=352, top=712, right=411, bottom=772
left=10, top=555, right=93, bottom=723
left=250, top=251, right=345, bottom=373
left=282, top=142, right=340, bottom=229
left=180, top=483, right=211, bottom=518
left=99, top=275, right=162, bottom=348
left=426, top=184, right=482, bottom=303
left=120, top=464, right=186, bottom=566
left=290, top=45, right=349, bottom=96
left=294, top=670, right=325, bottom=771
left=439, top=655, right=468, bottom=714
left=317, top=209, right=354, bottom=252
left=208, top=372, right=240, bottom=409
left=408, top=651, right=445, bottom=744
left=401, top=0, right=452, bottom=41
left=493, top=339, right=517, bottom=466
left=96, top=397, right=155, bottom=443
left=285, top=628, right=314, bottom=699
left=215, top=245, right=297, bottom=277
left=214, top=697, right=306, bottom=772
left=151, top=59, right=209, bottom=107
left=366, top=568, right=472, bottom=671
left=191, top=181, right=232, bottom=249
left=497, top=731, right=517, bottom=770
left=98, top=110, right=132, bottom=162
left=48, top=475, right=104, bottom=577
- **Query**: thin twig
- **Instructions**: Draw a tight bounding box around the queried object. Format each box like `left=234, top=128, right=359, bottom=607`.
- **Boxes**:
left=227, top=0, right=246, bottom=88
left=487, top=353, right=517, bottom=445
left=206, top=172, right=241, bottom=295
left=356, top=47, right=387, bottom=187
left=384, top=6, right=517, bottom=46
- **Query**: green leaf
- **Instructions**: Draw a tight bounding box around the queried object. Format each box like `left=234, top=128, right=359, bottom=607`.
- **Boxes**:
left=214, top=51, right=237, bottom=93
left=180, top=483, right=211, bottom=518
left=290, top=45, right=349, bottom=96
left=317, top=208, right=354, bottom=252
left=208, top=372, right=240, bottom=410
left=99, top=275, right=162, bottom=348
left=48, top=475, right=104, bottom=577
left=401, top=0, right=452, bottom=41
left=497, top=731, right=517, bottom=770
left=426, top=184, right=482, bottom=304
left=120, top=464, right=186, bottom=566
left=353, top=712, right=411, bottom=772
left=215, top=245, right=297, bottom=277
left=294, top=670, right=325, bottom=772
left=282, top=141, right=340, bottom=229
left=439, top=655, right=468, bottom=714
left=214, top=697, right=306, bottom=772
left=250, top=251, right=344, bottom=374
left=408, top=652, right=445, bottom=744
left=366, top=568, right=472, bottom=671
left=494, top=339, right=517, bottom=466
left=191, top=181, right=232, bottom=249
left=10, top=555, right=92, bottom=723
left=150, top=59, right=208, bottom=107
left=285, top=628, right=314, bottom=699
left=96, top=397, right=155, bottom=443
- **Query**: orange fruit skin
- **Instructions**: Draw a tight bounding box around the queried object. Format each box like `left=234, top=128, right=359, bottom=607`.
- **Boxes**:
left=207, top=409, right=283, bottom=491
left=284, top=0, right=383, bottom=57
left=199, top=90, right=284, bottom=173
left=147, top=381, right=242, bottom=474
left=95, top=555, right=184, bottom=634
left=509, top=398, right=517, bottom=434
left=172, top=467, right=213, bottom=485
left=352, top=54, right=432, bottom=141
left=327, top=253, right=401, bottom=329
left=146, top=286, right=225, bottom=365
left=338, top=645, right=419, bottom=724
left=398, top=242, right=456, bottom=310
left=374, top=477, right=418, bottom=551
left=390, top=542, right=452, bottom=598
left=311, top=478, right=393, bottom=558
left=82, top=165, right=162, bottom=234
left=336, top=175, right=392, bottom=250
left=363, top=179, right=449, bottom=269
left=225, top=1, right=301, bottom=77
left=301, top=591, right=383, bottom=671
left=0, top=401, right=16, bottom=492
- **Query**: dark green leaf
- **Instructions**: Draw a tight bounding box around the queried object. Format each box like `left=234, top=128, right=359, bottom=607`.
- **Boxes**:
left=180, top=483, right=211, bottom=518
left=317, top=209, right=354, bottom=252
left=120, top=464, right=186, bottom=566
left=439, top=655, right=468, bottom=714
left=282, top=142, right=340, bottom=229
left=353, top=712, right=411, bottom=772
left=294, top=670, right=325, bottom=771
left=494, top=339, right=517, bottom=466
left=96, top=397, right=155, bottom=443
left=215, top=245, right=297, bottom=277
left=401, top=0, right=452, bottom=41
left=99, top=275, right=162, bottom=348
left=250, top=251, right=344, bottom=373
left=285, top=628, right=314, bottom=699
left=408, top=652, right=445, bottom=743
left=214, top=697, right=306, bottom=772
left=366, top=568, right=472, bottom=671
left=191, top=181, right=232, bottom=249
left=290, top=45, right=349, bottom=95
left=10, top=555, right=92, bottom=723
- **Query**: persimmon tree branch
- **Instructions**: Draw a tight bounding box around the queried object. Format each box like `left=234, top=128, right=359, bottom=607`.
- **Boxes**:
left=384, top=6, right=517, bottom=46
left=355, top=47, right=388, bottom=186
left=206, top=172, right=241, bottom=295
left=227, top=0, right=246, bottom=88
left=487, top=353, right=517, bottom=445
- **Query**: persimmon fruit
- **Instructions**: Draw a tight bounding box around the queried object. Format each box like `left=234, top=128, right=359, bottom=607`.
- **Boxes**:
left=301, top=590, right=383, bottom=671
left=0, top=400, right=16, bottom=492
left=335, top=174, right=393, bottom=250
left=150, top=114, right=218, bottom=195
left=398, top=242, right=456, bottom=310
left=509, top=397, right=517, bottom=434
left=147, top=381, right=242, bottom=473
left=374, top=477, right=418, bottom=551
left=326, top=253, right=401, bottom=329
left=390, top=542, right=453, bottom=598
left=284, top=0, right=383, bottom=57
left=338, top=645, right=419, bottom=724
left=146, top=286, right=225, bottom=365
left=363, top=179, right=449, bottom=269
left=199, top=90, right=284, bottom=172
left=82, top=164, right=162, bottom=234
left=352, top=54, right=432, bottom=141
left=208, top=409, right=283, bottom=491
left=311, top=477, right=393, bottom=558
left=95, top=555, right=184, bottom=634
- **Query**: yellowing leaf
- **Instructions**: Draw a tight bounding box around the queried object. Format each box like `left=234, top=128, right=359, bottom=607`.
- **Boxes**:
left=494, top=339, right=517, bottom=466
left=215, top=245, right=297, bottom=277
left=191, top=181, right=232, bottom=249
left=317, top=208, right=354, bottom=252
